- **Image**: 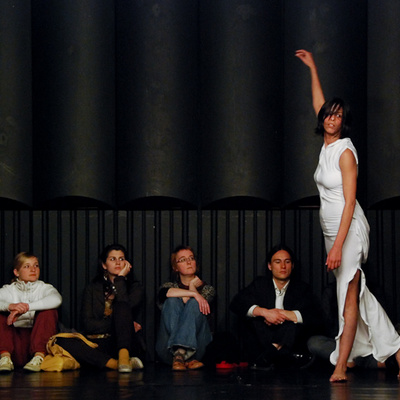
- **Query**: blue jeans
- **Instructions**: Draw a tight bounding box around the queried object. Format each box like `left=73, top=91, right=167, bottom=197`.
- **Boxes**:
left=156, top=297, right=212, bottom=365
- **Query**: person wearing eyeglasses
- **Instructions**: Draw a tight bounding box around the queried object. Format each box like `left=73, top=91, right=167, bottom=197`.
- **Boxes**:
left=156, top=245, right=215, bottom=371
left=230, top=244, right=322, bottom=371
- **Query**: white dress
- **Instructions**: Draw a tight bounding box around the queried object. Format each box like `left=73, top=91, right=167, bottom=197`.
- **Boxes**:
left=314, top=138, right=400, bottom=364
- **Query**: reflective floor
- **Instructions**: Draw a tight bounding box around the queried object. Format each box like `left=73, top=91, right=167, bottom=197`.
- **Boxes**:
left=0, top=362, right=399, bottom=400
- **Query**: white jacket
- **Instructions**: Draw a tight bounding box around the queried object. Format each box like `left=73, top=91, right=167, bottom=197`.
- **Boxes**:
left=0, top=279, right=62, bottom=328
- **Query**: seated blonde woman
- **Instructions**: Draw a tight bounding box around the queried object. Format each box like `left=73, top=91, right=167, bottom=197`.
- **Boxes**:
left=0, top=252, right=61, bottom=372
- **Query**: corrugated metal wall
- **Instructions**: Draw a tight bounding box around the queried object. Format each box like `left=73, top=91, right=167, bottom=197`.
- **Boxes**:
left=1, top=208, right=399, bottom=361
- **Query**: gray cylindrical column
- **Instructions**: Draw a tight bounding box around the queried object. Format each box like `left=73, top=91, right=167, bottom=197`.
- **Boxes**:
left=367, top=1, right=400, bottom=208
left=0, top=1, right=32, bottom=207
left=199, top=0, right=283, bottom=209
left=284, top=0, right=368, bottom=206
left=32, top=0, right=116, bottom=208
left=116, top=0, right=199, bottom=209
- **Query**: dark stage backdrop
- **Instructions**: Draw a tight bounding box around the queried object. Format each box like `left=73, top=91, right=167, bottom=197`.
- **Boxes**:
left=1, top=0, right=400, bottom=361
left=0, top=0, right=398, bottom=209
left=0, top=209, right=399, bottom=361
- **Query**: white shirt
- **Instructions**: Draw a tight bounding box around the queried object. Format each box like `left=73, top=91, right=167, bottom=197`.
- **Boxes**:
left=0, top=279, right=62, bottom=328
left=247, top=279, right=303, bottom=323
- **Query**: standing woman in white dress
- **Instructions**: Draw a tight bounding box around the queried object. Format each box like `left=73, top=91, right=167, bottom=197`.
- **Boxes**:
left=296, top=49, right=400, bottom=382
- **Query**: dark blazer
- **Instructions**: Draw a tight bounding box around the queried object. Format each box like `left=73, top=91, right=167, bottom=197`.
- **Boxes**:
left=81, top=277, right=144, bottom=335
left=230, top=276, right=319, bottom=327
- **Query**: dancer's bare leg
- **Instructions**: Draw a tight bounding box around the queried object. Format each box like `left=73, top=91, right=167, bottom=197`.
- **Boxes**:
left=395, top=349, right=400, bottom=379
left=330, top=270, right=360, bottom=383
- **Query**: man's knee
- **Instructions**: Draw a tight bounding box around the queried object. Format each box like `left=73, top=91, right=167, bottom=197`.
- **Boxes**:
left=307, top=335, right=335, bottom=360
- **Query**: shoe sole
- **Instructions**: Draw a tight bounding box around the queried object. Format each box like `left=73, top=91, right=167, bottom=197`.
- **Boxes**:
left=23, top=365, right=41, bottom=372
left=118, top=366, right=132, bottom=373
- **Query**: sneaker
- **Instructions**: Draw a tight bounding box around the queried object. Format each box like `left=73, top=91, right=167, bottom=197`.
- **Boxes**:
left=130, top=357, right=144, bottom=370
left=23, top=355, right=44, bottom=372
left=118, top=361, right=132, bottom=373
left=0, top=356, right=14, bottom=372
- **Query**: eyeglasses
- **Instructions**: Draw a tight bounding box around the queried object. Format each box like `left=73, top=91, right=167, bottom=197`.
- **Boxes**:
left=176, top=256, right=195, bottom=264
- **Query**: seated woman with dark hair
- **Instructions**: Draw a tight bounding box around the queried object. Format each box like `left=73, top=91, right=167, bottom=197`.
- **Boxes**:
left=156, top=245, right=215, bottom=371
left=57, top=244, right=144, bottom=372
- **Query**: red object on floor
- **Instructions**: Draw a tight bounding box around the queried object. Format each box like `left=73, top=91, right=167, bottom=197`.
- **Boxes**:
left=216, top=361, right=248, bottom=369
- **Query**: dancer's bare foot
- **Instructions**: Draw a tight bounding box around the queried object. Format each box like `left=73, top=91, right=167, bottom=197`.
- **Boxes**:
left=330, top=366, right=348, bottom=383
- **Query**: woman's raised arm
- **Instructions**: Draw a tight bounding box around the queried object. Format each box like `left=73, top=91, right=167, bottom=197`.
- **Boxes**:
left=295, top=49, right=325, bottom=116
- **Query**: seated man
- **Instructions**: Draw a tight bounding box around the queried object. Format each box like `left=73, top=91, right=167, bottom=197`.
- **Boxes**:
left=230, top=244, right=322, bottom=370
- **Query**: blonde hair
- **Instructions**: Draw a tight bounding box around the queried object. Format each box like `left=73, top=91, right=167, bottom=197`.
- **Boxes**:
left=14, top=252, right=38, bottom=272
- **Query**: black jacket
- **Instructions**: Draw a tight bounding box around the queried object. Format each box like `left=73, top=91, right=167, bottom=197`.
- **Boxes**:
left=230, top=276, right=320, bottom=328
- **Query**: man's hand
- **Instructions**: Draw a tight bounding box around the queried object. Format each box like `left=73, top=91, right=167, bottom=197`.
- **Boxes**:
left=255, top=307, right=288, bottom=326
left=278, top=310, right=298, bottom=323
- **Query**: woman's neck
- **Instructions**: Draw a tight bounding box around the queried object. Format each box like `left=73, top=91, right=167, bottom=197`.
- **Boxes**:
left=324, top=132, right=341, bottom=147
left=105, top=273, right=116, bottom=283
left=17, top=278, right=37, bottom=284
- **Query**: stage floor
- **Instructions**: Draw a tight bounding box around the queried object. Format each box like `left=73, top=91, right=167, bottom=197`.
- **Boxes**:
left=1, top=361, right=399, bottom=400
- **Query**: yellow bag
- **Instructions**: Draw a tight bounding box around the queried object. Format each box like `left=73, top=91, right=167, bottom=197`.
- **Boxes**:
left=41, top=332, right=98, bottom=372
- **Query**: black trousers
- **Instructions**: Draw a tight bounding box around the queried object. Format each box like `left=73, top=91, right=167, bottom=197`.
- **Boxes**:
left=57, top=301, right=143, bottom=368
left=244, top=318, right=308, bottom=363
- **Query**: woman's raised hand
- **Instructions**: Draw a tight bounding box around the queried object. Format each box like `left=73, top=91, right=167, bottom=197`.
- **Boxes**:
left=189, top=276, right=202, bottom=291
left=295, top=49, right=316, bottom=69
left=295, top=48, right=325, bottom=116
left=118, top=261, right=132, bottom=277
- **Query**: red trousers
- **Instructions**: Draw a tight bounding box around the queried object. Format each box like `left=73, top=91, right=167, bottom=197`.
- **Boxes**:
left=0, top=309, right=58, bottom=367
